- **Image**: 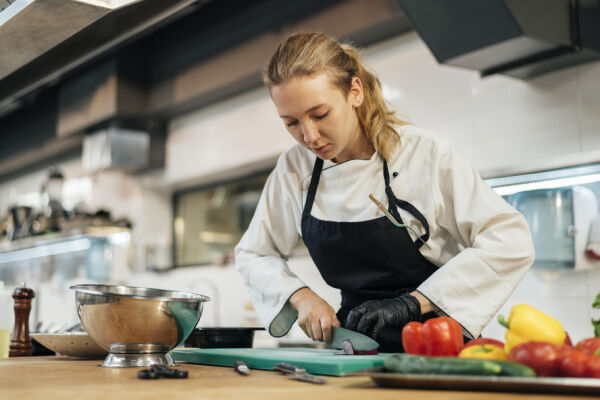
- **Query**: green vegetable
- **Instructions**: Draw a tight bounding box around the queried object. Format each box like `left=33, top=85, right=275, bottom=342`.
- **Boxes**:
left=487, top=360, right=536, bottom=377
left=384, top=354, right=501, bottom=376
left=593, top=292, right=600, bottom=338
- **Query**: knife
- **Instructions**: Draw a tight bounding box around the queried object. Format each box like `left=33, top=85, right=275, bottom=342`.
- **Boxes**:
left=233, top=360, right=250, bottom=376
left=330, top=326, right=379, bottom=351
left=274, top=362, right=327, bottom=384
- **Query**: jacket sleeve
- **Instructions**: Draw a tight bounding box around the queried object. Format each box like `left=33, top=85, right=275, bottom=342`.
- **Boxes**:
left=234, top=154, right=307, bottom=337
left=417, top=142, right=535, bottom=338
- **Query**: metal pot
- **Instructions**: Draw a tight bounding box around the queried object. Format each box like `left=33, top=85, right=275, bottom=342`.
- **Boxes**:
left=184, top=327, right=264, bottom=348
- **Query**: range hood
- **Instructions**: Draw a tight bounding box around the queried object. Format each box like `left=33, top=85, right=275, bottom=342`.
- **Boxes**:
left=395, top=0, right=600, bottom=79
left=0, top=0, right=202, bottom=118
left=0, top=0, right=143, bottom=80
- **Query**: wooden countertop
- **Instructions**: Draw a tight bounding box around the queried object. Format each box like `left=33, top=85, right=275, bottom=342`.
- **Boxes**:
left=0, top=356, right=592, bottom=400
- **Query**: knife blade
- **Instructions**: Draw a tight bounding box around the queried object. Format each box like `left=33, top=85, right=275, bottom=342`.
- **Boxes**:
left=330, top=326, right=379, bottom=351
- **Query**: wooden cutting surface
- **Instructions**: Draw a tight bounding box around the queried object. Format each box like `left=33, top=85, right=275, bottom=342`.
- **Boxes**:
left=0, top=356, right=593, bottom=400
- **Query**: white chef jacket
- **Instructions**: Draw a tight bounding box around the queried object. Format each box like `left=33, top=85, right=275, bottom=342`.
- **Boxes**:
left=234, top=125, right=535, bottom=338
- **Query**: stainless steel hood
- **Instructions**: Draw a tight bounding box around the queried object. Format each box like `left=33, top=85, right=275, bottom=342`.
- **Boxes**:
left=0, top=0, right=116, bottom=80
left=395, top=0, right=600, bottom=79
left=0, top=0, right=202, bottom=117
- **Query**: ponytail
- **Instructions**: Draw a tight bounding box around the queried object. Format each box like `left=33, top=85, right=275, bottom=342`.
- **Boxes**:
left=341, top=45, right=405, bottom=161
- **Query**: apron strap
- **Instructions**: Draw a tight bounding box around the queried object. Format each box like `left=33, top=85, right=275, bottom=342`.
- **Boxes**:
left=395, top=198, right=431, bottom=249
left=303, top=157, right=324, bottom=217
left=383, top=160, right=430, bottom=249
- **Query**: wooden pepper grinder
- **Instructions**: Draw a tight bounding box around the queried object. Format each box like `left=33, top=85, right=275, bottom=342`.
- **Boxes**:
left=9, top=283, right=35, bottom=357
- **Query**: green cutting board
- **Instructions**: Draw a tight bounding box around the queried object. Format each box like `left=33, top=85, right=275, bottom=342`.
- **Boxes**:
left=172, top=347, right=390, bottom=376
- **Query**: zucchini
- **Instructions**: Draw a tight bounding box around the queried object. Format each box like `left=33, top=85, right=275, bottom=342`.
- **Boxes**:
left=488, top=360, right=536, bottom=377
left=384, top=354, right=501, bottom=376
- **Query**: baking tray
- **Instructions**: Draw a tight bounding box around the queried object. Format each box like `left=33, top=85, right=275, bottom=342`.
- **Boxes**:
left=31, top=332, right=108, bottom=359
left=348, top=367, right=600, bottom=395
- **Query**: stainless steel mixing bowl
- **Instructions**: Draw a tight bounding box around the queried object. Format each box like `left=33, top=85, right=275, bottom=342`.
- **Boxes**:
left=70, top=284, right=210, bottom=368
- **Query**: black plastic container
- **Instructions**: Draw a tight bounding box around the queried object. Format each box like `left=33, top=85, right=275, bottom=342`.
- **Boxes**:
left=184, top=327, right=264, bottom=348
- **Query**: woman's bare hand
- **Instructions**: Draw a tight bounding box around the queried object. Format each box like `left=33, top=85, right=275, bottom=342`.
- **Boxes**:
left=289, top=288, right=340, bottom=342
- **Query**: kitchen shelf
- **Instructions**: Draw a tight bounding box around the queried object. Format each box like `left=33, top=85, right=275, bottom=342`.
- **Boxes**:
left=0, top=226, right=131, bottom=266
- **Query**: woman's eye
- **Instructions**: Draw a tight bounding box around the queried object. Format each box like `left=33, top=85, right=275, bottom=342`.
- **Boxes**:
left=314, top=112, right=329, bottom=120
left=286, top=121, right=298, bottom=127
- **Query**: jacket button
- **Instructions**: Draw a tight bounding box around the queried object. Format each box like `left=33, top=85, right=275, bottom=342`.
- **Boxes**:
left=393, top=172, right=398, bottom=178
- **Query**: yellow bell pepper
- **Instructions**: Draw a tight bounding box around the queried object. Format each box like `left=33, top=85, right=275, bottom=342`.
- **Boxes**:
left=458, top=344, right=507, bottom=361
left=498, top=304, right=566, bottom=354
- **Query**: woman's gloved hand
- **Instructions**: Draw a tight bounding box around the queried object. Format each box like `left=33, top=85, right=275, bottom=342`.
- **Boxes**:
left=344, top=293, right=421, bottom=340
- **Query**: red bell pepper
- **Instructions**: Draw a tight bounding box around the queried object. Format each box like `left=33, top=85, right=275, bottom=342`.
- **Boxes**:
left=401, top=316, right=463, bottom=356
left=564, top=332, right=573, bottom=347
left=576, top=337, right=600, bottom=355
left=401, top=321, right=425, bottom=355
left=423, top=317, right=464, bottom=356
left=508, top=341, right=561, bottom=377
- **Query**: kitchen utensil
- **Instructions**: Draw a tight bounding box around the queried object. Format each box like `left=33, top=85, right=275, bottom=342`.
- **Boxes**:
left=274, top=362, right=327, bottom=384
left=172, top=347, right=388, bottom=376
left=137, top=364, right=188, bottom=379
left=9, top=206, right=34, bottom=240
left=69, top=284, right=209, bottom=368
left=368, top=194, right=431, bottom=249
left=350, top=367, right=600, bottom=395
left=234, top=360, right=250, bottom=375
left=30, top=332, right=107, bottom=358
left=330, top=326, right=379, bottom=351
left=184, top=327, right=264, bottom=348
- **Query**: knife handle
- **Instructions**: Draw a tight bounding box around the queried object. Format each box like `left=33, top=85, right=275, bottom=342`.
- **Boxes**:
left=234, top=360, right=250, bottom=375
left=274, top=362, right=306, bottom=375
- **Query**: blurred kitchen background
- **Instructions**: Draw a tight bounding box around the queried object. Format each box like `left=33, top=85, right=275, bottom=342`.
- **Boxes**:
left=1, top=0, right=599, bottom=345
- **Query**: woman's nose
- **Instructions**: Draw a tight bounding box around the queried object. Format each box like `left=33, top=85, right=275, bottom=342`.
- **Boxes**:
left=302, top=122, right=319, bottom=144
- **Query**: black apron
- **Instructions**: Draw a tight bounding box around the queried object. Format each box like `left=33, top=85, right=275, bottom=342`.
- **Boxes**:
left=301, top=156, right=439, bottom=352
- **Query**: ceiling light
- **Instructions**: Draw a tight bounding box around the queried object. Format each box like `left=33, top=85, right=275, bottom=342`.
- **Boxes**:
left=73, top=0, right=141, bottom=10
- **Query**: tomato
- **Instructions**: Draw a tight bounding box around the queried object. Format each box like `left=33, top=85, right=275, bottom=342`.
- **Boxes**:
left=463, top=337, right=504, bottom=349
left=586, top=355, right=600, bottom=378
left=576, top=338, right=600, bottom=355
left=401, top=321, right=425, bottom=355
left=508, top=341, right=561, bottom=377
left=559, top=348, right=589, bottom=378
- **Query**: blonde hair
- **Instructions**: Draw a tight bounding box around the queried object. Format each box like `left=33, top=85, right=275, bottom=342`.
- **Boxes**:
left=263, top=32, right=407, bottom=161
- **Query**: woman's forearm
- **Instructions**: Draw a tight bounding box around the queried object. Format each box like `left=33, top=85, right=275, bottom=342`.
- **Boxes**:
left=410, top=290, right=436, bottom=314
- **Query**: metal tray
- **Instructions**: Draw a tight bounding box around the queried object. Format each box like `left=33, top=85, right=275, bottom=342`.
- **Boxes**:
left=31, top=332, right=108, bottom=359
left=348, top=367, right=600, bottom=395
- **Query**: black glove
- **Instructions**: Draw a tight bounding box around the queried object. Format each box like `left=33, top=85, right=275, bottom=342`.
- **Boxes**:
left=344, top=293, right=421, bottom=340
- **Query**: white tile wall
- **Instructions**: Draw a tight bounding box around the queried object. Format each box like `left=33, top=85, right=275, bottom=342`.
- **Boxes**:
left=579, top=62, right=600, bottom=121
left=165, top=88, right=295, bottom=186
left=472, top=69, right=579, bottom=142
left=582, top=120, right=600, bottom=150
left=475, top=121, right=582, bottom=171
left=587, top=269, right=600, bottom=299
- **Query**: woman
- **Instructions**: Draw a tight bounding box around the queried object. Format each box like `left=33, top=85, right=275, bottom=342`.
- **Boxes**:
left=234, top=32, right=535, bottom=351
